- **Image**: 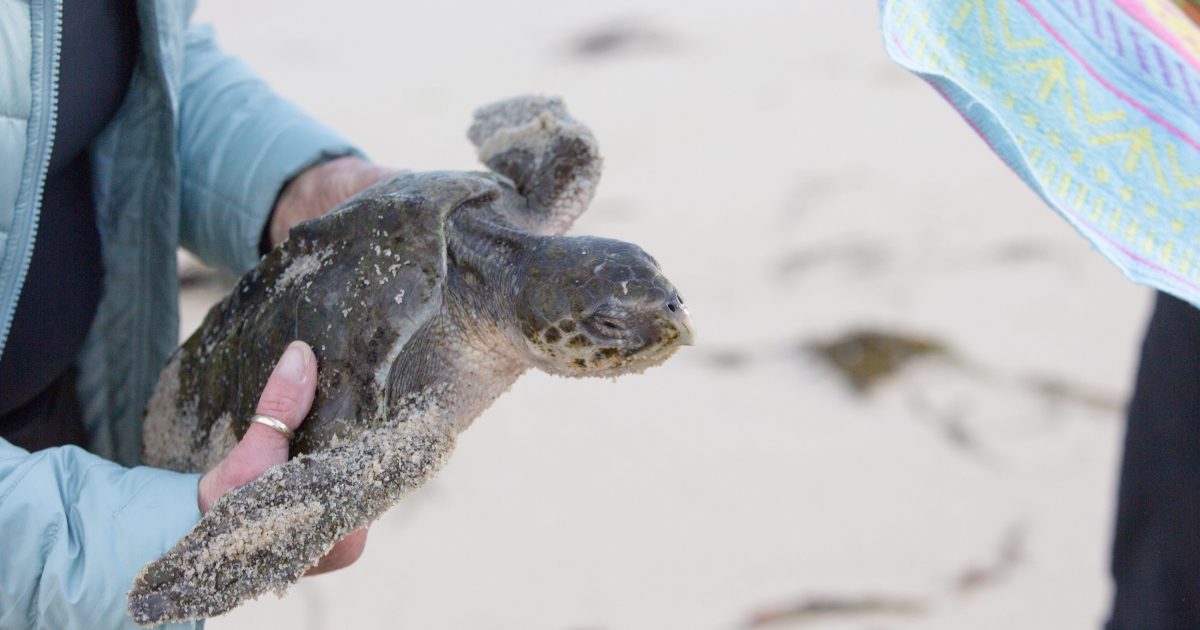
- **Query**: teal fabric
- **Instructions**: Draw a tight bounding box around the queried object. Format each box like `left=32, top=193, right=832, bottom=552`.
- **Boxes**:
left=0, top=0, right=30, bottom=233
left=0, top=439, right=202, bottom=630
left=879, top=0, right=1200, bottom=306
left=0, top=0, right=361, bottom=627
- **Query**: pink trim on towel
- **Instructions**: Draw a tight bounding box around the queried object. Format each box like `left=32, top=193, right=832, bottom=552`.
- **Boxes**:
left=1110, top=0, right=1200, bottom=75
left=1014, top=0, right=1200, bottom=153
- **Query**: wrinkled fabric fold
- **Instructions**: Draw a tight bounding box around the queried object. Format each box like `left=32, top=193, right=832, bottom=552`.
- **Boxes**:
left=0, top=438, right=202, bottom=630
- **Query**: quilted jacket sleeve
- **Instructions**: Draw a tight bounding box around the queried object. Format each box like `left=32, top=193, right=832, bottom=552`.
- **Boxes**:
left=177, top=24, right=362, bottom=275
left=0, top=438, right=202, bottom=630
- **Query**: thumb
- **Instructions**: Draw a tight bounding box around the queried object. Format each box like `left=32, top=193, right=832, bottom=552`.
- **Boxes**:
left=198, top=340, right=317, bottom=513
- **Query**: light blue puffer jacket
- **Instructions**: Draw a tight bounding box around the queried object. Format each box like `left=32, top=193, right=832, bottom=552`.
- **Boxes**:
left=0, top=0, right=359, bottom=628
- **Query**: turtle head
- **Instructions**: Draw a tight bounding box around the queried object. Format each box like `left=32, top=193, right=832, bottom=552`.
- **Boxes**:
left=514, top=236, right=694, bottom=377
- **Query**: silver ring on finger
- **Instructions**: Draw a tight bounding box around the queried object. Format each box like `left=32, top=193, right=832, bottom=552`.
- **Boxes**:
left=250, top=413, right=296, bottom=441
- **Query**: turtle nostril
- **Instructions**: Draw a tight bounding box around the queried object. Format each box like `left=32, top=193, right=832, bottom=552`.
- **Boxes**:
left=662, top=294, right=695, bottom=346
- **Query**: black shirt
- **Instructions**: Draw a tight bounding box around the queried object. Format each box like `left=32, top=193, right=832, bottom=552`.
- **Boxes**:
left=0, top=0, right=140, bottom=441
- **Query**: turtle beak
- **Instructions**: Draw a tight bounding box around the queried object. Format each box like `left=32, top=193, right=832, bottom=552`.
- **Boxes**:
left=665, top=294, right=695, bottom=346
left=675, top=313, right=696, bottom=346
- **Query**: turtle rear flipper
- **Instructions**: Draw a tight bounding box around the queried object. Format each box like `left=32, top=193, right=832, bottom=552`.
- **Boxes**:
left=468, top=96, right=602, bottom=235
left=127, top=422, right=454, bottom=626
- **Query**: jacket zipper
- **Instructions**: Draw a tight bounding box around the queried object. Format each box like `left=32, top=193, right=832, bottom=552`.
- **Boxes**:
left=0, top=0, right=62, bottom=358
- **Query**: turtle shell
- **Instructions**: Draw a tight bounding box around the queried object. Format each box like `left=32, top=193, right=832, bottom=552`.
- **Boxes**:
left=142, top=172, right=503, bottom=471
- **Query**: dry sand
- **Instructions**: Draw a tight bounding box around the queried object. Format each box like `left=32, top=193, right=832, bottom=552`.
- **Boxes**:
left=186, top=1, right=1151, bottom=628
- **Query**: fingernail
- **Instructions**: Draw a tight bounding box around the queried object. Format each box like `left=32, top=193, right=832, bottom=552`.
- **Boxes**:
left=275, top=342, right=309, bottom=383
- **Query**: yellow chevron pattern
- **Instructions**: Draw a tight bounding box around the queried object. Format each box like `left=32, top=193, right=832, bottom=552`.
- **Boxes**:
left=892, top=0, right=1200, bottom=282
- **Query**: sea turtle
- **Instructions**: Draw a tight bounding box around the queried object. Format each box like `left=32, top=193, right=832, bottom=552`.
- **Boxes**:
left=126, top=96, right=694, bottom=624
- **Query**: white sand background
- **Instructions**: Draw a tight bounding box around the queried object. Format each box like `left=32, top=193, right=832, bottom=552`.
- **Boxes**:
left=183, top=1, right=1153, bottom=628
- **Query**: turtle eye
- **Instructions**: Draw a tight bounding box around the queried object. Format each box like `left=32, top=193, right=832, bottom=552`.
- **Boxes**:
left=586, top=315, right=628, bottom=339
left=596, top=317, right=626, bottom=332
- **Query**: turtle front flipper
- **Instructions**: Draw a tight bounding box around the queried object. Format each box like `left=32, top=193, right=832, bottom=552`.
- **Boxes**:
left=127, top=421, right=455, bottom=626
left=468, top=95, right=602, bottom=235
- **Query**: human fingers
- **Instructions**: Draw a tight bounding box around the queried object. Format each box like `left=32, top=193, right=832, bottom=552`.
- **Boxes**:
left=306, top=528, right=369, bottom=576
left=198, top=341, right=317, bottom=512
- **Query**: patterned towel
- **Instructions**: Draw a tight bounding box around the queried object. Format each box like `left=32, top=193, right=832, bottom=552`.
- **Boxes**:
left=880, top=0, right=1200, bottom=304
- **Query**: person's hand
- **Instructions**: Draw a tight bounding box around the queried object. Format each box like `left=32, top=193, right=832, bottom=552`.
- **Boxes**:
left=268, top=156, right=404, bottom=248
left=197, top=340, right=367, bottom=575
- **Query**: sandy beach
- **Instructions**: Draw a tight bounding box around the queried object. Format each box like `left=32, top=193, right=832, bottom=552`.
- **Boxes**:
left=184, top=1, right=1152, bottom=628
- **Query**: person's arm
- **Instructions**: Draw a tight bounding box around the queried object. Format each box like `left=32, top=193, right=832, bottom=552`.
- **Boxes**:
left=1, top=343, right=341, bottom=629
left=0, top=440, right=202, bottom=630
left=176, top=24, right=362, bottom=274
